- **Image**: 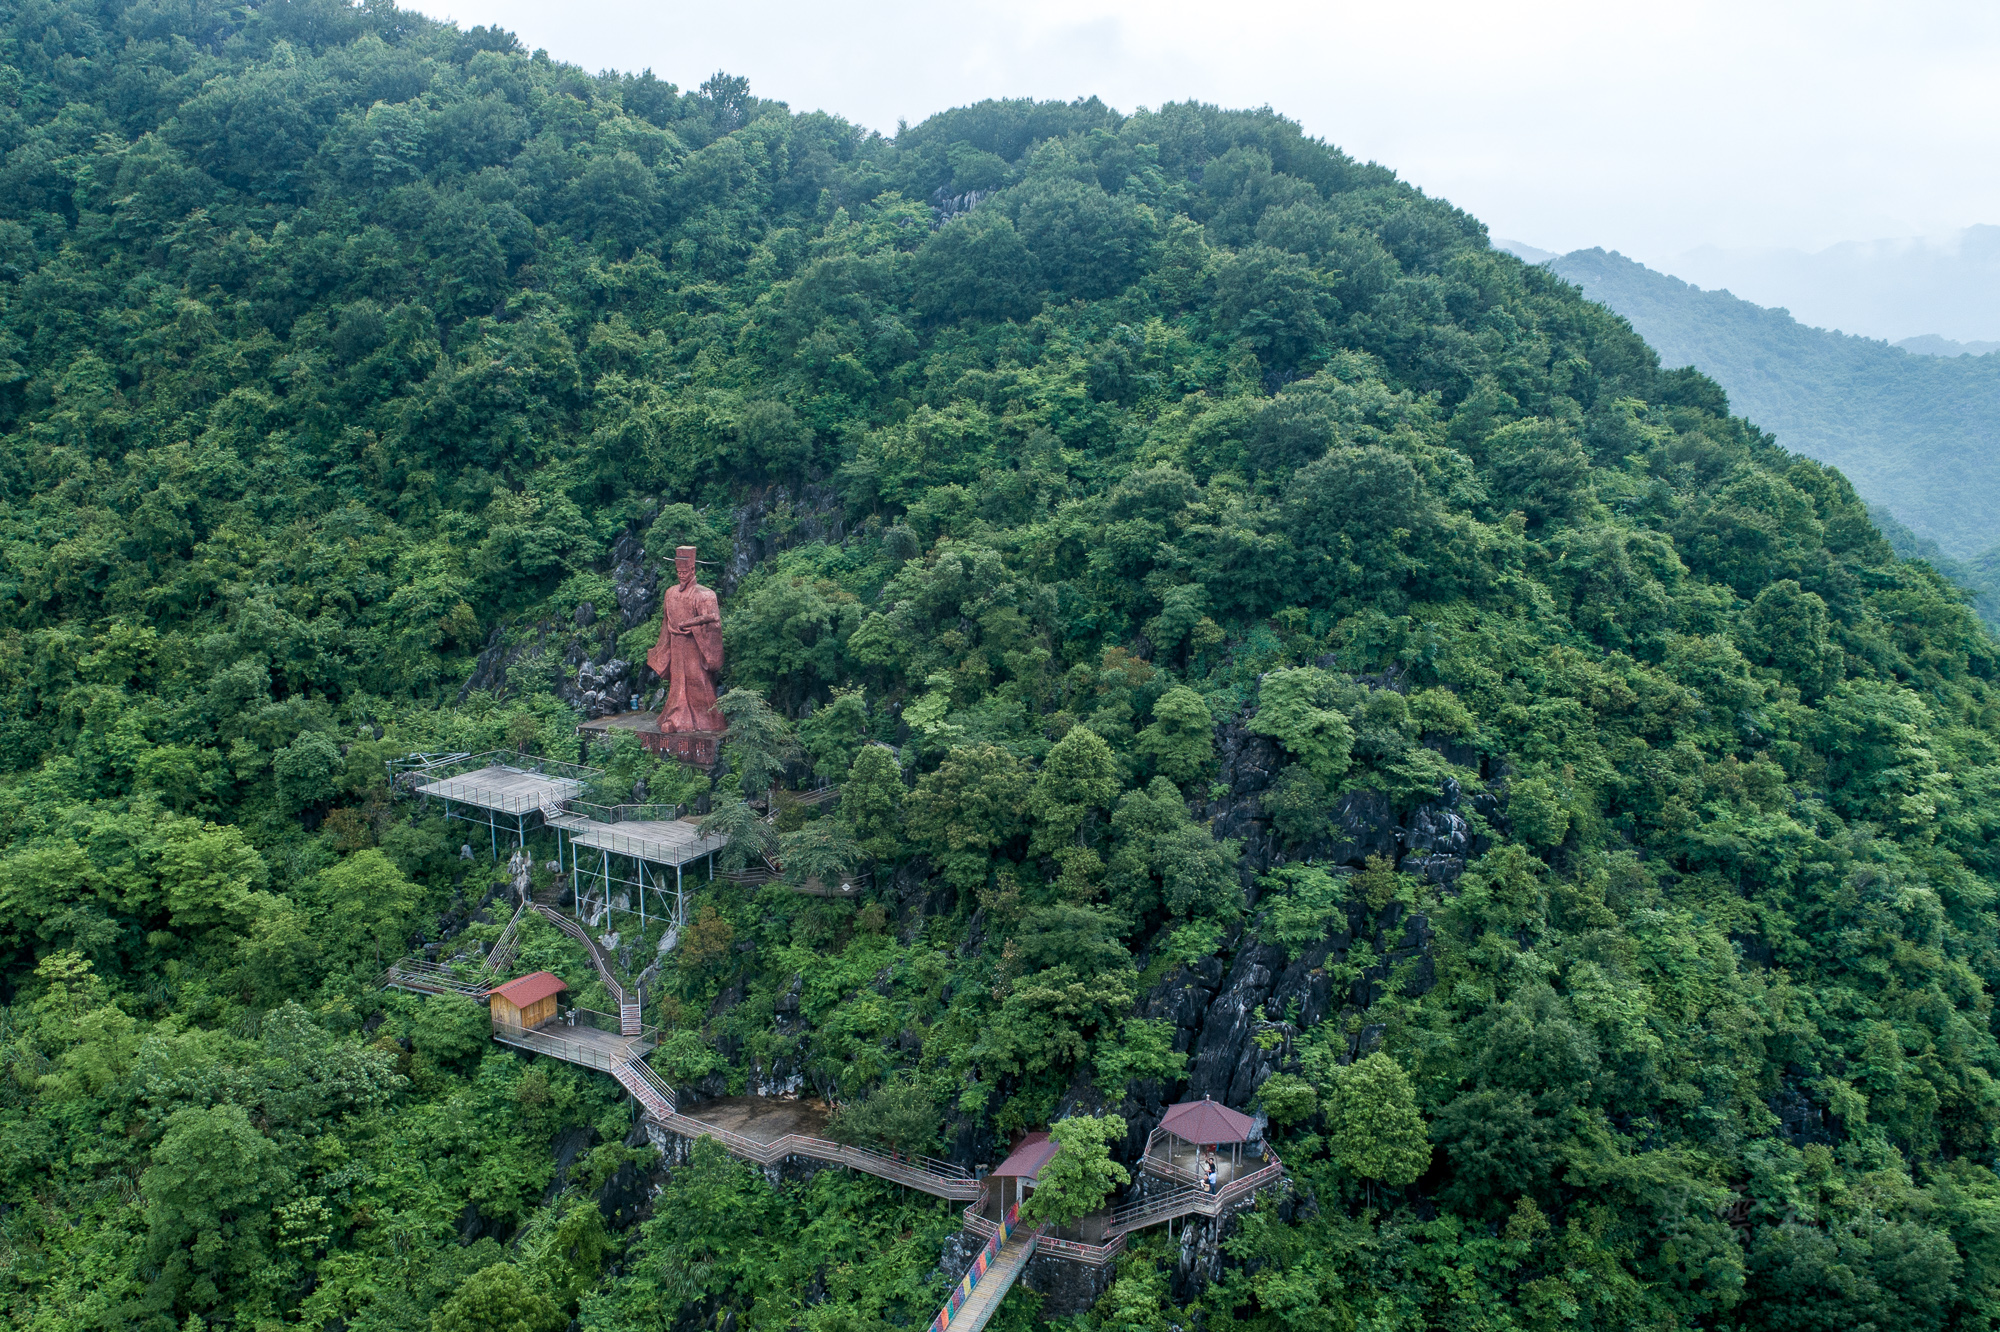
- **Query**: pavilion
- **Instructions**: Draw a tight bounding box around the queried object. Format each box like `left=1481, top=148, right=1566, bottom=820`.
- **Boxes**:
left=1144, top=1097, right=1263, bottom=1191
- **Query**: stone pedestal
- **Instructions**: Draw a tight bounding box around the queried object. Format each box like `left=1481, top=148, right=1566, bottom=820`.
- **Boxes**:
left=641, top=728, right=723, bottom=766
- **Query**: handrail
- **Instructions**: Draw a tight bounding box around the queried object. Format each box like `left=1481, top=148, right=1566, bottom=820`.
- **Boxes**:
left=381, top=959, right=491, bottom=998
left=932, top=1202, right=1030, bottom=1332
left=562, top=1006, right=661, bottom=1044
left=493, top=1024, right=643, bottom=1073
left=393, top=749, right=604, bottom=784
left=1035, top=1231, right=1126, bottom=1266
left=480, top=900, right=531, bottom=980
left=1106, top=1156, right=1284, bottom=1234
left=564, top=800, right=691, bottom=825
left=621, top=1057, right=678, bottom=1111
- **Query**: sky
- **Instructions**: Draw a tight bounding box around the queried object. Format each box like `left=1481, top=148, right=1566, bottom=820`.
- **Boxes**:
left=407, top=0, right=2000, bottom=339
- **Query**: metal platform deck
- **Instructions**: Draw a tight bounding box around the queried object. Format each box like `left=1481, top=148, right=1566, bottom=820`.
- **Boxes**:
left=562, top=815, right=730, bottom=868
left=412, top=764, right=585, bottom=815
left=491, top=1022, right=654, bottom=1072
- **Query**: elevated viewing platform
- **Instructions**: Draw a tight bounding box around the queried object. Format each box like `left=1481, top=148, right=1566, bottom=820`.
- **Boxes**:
left=492, top=1019, right=654, bottom=1072
left=389, top=751, right=602, bottom=858
left=558, top=812, right=729, bottom=869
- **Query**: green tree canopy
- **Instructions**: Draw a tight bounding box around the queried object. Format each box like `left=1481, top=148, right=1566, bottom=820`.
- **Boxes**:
left=1018, top=1114, right=1131, bottom=1228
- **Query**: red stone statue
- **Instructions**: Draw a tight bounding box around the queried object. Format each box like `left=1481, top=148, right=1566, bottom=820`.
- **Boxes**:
left=647, top=546, right=725, bottom=735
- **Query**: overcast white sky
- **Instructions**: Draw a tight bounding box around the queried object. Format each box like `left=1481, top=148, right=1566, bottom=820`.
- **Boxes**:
left=408, top=0, right=2000, bottom=290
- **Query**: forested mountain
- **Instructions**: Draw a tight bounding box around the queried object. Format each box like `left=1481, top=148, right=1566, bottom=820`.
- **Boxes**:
left=1548, top=247, right=2000, bottom=562
left=1, top=4, right=1998, bottom=1331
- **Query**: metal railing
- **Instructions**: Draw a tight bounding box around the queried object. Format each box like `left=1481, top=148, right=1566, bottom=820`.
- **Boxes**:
left=565, top=821, right=727, bottom=867
left=931, top=1203, right=1033, bottom=1332
left=492, top=1023, right=641, bottom=1073
left=380, top=958, right=491, bottom=998
left=1035, top=1231, right=1127, bottom=1267
left=562, top=1005, right=661, bottom=1045
left=1107, top=1155, right=1285, bottom=1235
left=531, top=905, right=633, bottom=1012
left=391, top=749, right=603, bottom=799
left=566, top=800, right=692, bottom=825
left=482, top=900, right=530, bottom=979
left=620, top=1057, right=679, bottom=1111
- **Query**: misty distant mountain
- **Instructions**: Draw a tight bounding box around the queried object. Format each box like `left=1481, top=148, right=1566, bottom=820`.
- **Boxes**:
left=1897, top=334, right=2000, bottom=358
left=1546, top=249, right=2000, bottom=574
left=1666, top=227, right=2000, bottom=344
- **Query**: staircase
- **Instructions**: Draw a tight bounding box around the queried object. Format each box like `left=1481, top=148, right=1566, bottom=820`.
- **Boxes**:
left=930, top=1209, right=1037, bottom=1332
left=613, top=1056, right=677, bottom=1120
left=531, top=904, right=642, bottom=1035
left=540, top=795, right=586, bottom=830
left=480, top=900, right=529, bottom=980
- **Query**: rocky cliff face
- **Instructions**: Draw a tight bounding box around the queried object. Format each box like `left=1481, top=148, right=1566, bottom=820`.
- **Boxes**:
left=1099, top=699, right=1483, bottom=1168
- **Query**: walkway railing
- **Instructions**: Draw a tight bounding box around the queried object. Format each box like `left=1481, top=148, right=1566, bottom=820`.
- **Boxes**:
left=1035, top=1231, right=1127, bottom=1266
left=491, top=1023, right=649, bottom=1072
left=390, top=749, right=602, bottom=791
left=950, top=1152, right=1284, bottom=1271
left=482, top=900, right=530, bottom=979
left=380, top=958, right=490, bottom=998
left=644, top=1102, right=980, bottom=1200
left=565, top=800, right=692, bottom=825
left=1107, top=1155, right=1285, bottom=1235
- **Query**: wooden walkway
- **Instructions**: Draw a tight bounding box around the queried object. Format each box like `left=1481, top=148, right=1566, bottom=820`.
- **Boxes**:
left=955, top=1156, right=1286, bottom=1271
left=494, top=1022, right=653, bottom=1070
left=938, top=1231, right=1037, bottom=1332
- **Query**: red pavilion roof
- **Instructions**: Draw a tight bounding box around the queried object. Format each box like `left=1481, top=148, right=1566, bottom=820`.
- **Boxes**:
left=1157, top=1098, right=1256, bottom=1145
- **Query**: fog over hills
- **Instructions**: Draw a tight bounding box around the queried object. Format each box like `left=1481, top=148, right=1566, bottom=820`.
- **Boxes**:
left=1667, top=228, right=2000, bottom=345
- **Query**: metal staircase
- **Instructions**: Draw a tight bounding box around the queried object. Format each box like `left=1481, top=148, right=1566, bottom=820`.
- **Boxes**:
left=531, top=904, right=642, bottom=1035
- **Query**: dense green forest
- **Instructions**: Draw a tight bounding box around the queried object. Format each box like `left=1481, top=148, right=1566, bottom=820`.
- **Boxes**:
left=1, top=3, right=1999, bottom=1330
left=1548, top=247, right=2000, bottom=568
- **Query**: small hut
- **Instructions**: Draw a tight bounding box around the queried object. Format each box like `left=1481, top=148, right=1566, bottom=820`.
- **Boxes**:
left=489, top=971, right=567, bottom=1032
left=984, top=1131, right=1061, bottom=1220
left=1148, top=1097, right=1259, bottom=1188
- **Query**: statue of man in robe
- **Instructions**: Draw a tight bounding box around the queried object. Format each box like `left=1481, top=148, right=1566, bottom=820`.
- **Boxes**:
left=647, top=546, right=725, bottom=733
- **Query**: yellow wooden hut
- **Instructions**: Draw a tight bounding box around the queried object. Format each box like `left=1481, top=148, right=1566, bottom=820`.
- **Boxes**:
left=489, top=971, right=567, bottom=1032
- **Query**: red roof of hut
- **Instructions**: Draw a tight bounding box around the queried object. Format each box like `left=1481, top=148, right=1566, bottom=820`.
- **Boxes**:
left=1158, top=1098, right=1256, bottom=1145
left=991, top=1131, right=1062, bottom=1181
left=491, top=971, right=567, bottom=1007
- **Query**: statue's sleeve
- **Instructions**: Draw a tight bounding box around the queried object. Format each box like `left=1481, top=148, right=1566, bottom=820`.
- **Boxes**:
left=696, top=590, right=723, bottom=673
left=646, top=607, right=672, bottom=675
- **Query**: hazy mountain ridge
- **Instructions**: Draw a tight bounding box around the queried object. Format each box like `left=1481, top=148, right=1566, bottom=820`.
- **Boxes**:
left=1668, top=227, right=2000, bottom=345
left=1897, top=334, right=2000, bottom=358
left=1549, top=247, right=2000, bottom=562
